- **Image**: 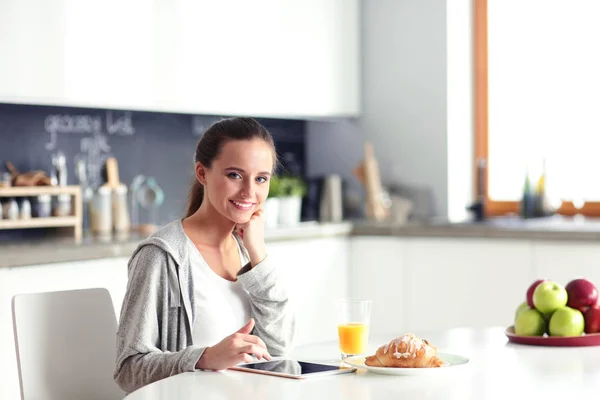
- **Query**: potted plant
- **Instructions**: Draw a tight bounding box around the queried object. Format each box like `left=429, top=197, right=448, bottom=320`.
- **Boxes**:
left=278, top=175, right=307, bottom=227
left=263, top=176, right=283, bottom=229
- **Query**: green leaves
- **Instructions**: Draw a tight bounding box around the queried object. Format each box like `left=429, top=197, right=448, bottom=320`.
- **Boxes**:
left=268, top=175, right=307, bottom=198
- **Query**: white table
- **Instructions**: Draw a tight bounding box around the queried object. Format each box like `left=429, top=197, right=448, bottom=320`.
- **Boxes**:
left=124, top=327, right=600, bottom=399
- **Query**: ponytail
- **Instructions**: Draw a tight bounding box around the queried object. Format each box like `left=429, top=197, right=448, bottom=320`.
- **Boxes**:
left=186, top=180, right=204, bottom=217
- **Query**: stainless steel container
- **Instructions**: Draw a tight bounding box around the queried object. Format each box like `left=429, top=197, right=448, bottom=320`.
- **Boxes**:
left=90, top=186, right=112, bottom=234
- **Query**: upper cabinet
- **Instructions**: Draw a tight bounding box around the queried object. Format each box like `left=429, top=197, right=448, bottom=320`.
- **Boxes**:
left=0, top=0, right=360, bottom=118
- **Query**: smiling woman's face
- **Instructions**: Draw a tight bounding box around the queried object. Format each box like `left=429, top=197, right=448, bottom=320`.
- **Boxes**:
left=197, top=138, right=274, bottom=224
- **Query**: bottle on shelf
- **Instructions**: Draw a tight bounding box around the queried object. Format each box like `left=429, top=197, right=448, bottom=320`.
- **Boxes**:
left=520, top=167, right=534, bottom=219
left=533, top=158, right=546, bottom=217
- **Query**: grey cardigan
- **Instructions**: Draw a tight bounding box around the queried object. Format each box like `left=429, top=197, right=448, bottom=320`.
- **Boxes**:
left=113, top=219, right=296, bottom=393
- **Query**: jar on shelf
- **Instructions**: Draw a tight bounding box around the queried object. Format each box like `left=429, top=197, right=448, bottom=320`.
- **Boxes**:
left=90, top=186, right=112, bottom=234
left=53, top=194, right=72, bottom=217
left=3, top=198, right=19, bottom=220
left=35, top=195, right=52, bottom=218
left=20, top=198, right=31, bottom=219
left=0, top=172, right=11, bottom=188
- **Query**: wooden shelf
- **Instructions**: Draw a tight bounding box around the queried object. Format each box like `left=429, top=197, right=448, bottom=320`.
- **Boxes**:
left=0, top=185, right=83, bottom=242
left=0, top=185, right=81, bottom=197
left=0, top=216, right=79, bottom=229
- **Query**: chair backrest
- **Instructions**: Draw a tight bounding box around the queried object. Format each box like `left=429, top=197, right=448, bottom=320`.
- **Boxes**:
left=12, top=288, right=124, bottom=400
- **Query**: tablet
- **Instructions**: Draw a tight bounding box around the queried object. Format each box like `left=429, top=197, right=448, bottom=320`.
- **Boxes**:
left=229, top=359, right=357, bottom=379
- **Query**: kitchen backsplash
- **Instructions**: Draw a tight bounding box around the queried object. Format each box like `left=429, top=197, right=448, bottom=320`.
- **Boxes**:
left=0, top=103, right=306, bottom=238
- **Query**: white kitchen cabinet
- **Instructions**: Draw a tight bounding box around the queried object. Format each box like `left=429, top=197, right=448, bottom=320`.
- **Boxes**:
left=403, top=238, right=532, bottom=332
left=349, top=236, right=533, bottom=335
left=531, top=241, right=600, bottom=288
left=0, top=0, right=360, bottom=118
left=349, top=236, right=409, bottom=337
left=267, top=237, right=350, bottom=346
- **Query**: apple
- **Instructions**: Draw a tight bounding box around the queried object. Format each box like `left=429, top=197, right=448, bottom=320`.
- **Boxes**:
left=548, top=306, right=585, bottom=337
left=533, top=281, right=568, bottom=314
left=515, top=308, right=546, bottom=336
left=584, top=305, right=600, bottom=334
left=526, top=279, right=548, bottom=308
left=565, top=278, right=598, bottom=312
left=515, top=301, right=530, bottom=321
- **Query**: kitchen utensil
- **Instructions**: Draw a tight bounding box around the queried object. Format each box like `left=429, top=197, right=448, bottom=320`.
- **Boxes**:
left=319, top=174, right=343, bottom=223
left=129, top=175, right=146, bottom=229
left=102, top=157, right=130, bottom=233
left=353, top=143, right=388, bottom=221
left=52, top=151, right=67, bottom=186
left=51, top=152, right=71, bottom=215
left=75, top=158, right=94, bottom=231
left=137, top=177, right=164, bottom=234
left=390, top=195, right=413, bottom=224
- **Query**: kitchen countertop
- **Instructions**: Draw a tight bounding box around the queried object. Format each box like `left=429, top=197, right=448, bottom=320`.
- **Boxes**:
left=353, top=215, right=600, bottom=241
left=2, top=215, right=600, bottom=268
left=0, top=221, right=354, bottom=268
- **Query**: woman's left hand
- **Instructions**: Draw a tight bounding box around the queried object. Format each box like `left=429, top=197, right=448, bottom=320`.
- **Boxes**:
left=236, top=209, right=267, bottom=267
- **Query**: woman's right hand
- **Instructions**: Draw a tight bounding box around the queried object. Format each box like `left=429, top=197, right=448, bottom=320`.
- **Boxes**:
left=195, top=318, right=272, bottom=371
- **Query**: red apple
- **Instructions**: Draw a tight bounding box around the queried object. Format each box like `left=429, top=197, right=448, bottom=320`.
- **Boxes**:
left=527, top=279, right=548, bottom=308
left=584, top=305, right=600, bottom=334
left=565, top=278, right=598, bottom=312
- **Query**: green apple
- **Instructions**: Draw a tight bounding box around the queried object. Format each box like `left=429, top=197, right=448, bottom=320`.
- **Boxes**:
left=541, top=310, right=555, bottom=322
left=515, top=301, right=530, bottom=321
left=549, top=306, right=585, bottom=337
left=515, top=308, right=546, bottom=336
left=533, top=281, right=568, bottom=314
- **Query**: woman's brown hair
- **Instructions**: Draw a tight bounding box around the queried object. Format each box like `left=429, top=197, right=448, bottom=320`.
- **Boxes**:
left=185, top=117, right=277, bottom=217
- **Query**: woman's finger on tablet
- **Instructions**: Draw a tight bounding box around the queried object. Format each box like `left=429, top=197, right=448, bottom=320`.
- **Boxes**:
left=239, top=343, right=269, bottom=360
left=238, top=336, right=272, bottom=360
left=245, top=336, right=272, bottom=360
left=237, top=353, right=253, bottom=364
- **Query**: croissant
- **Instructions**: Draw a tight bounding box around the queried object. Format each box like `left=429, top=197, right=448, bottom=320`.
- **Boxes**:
left=365, top=333, right=445, bottom=368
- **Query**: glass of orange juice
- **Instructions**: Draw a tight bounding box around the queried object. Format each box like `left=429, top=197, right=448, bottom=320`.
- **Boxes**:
left=336, top=299, right=371, bottom=360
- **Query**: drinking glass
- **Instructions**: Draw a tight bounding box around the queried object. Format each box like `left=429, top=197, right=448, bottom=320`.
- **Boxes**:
left=335, top=299, right=371, bottom=360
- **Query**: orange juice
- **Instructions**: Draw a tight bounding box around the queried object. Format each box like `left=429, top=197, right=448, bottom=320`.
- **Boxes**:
left=337, top=323, right=369, bottom=355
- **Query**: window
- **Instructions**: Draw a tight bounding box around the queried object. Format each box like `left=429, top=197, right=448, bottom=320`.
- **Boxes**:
left=475, top=0, right=600, bottom=216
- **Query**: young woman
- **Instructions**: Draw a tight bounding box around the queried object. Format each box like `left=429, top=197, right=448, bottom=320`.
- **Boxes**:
left=114, top=117, right=296, bottom=393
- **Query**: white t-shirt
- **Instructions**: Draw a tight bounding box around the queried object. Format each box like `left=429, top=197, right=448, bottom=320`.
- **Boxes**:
left=187, top=235, right=251, bottom=348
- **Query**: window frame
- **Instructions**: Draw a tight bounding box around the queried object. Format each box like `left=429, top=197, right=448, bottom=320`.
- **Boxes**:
left=474, top=0, right=600, bottom=217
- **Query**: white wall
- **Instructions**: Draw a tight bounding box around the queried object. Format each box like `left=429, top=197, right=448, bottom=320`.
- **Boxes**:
left=361, top=0, right=448, bottom=216
left=307, top=0, right=475, bottom=221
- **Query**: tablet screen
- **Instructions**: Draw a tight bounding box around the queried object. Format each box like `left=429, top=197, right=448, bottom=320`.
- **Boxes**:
left=237, top=360, right=344, bottom=376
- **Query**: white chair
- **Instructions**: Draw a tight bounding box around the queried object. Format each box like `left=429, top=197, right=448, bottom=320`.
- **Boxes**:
left=12, top=288, right=125, bottom=400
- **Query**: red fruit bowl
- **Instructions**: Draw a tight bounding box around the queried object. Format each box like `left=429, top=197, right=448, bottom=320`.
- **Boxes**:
left=505, top=326, right=600, bottom=347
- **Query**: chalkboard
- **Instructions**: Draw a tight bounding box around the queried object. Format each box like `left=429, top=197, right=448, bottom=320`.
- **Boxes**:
left=0, top=103, right=306, bottom=238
